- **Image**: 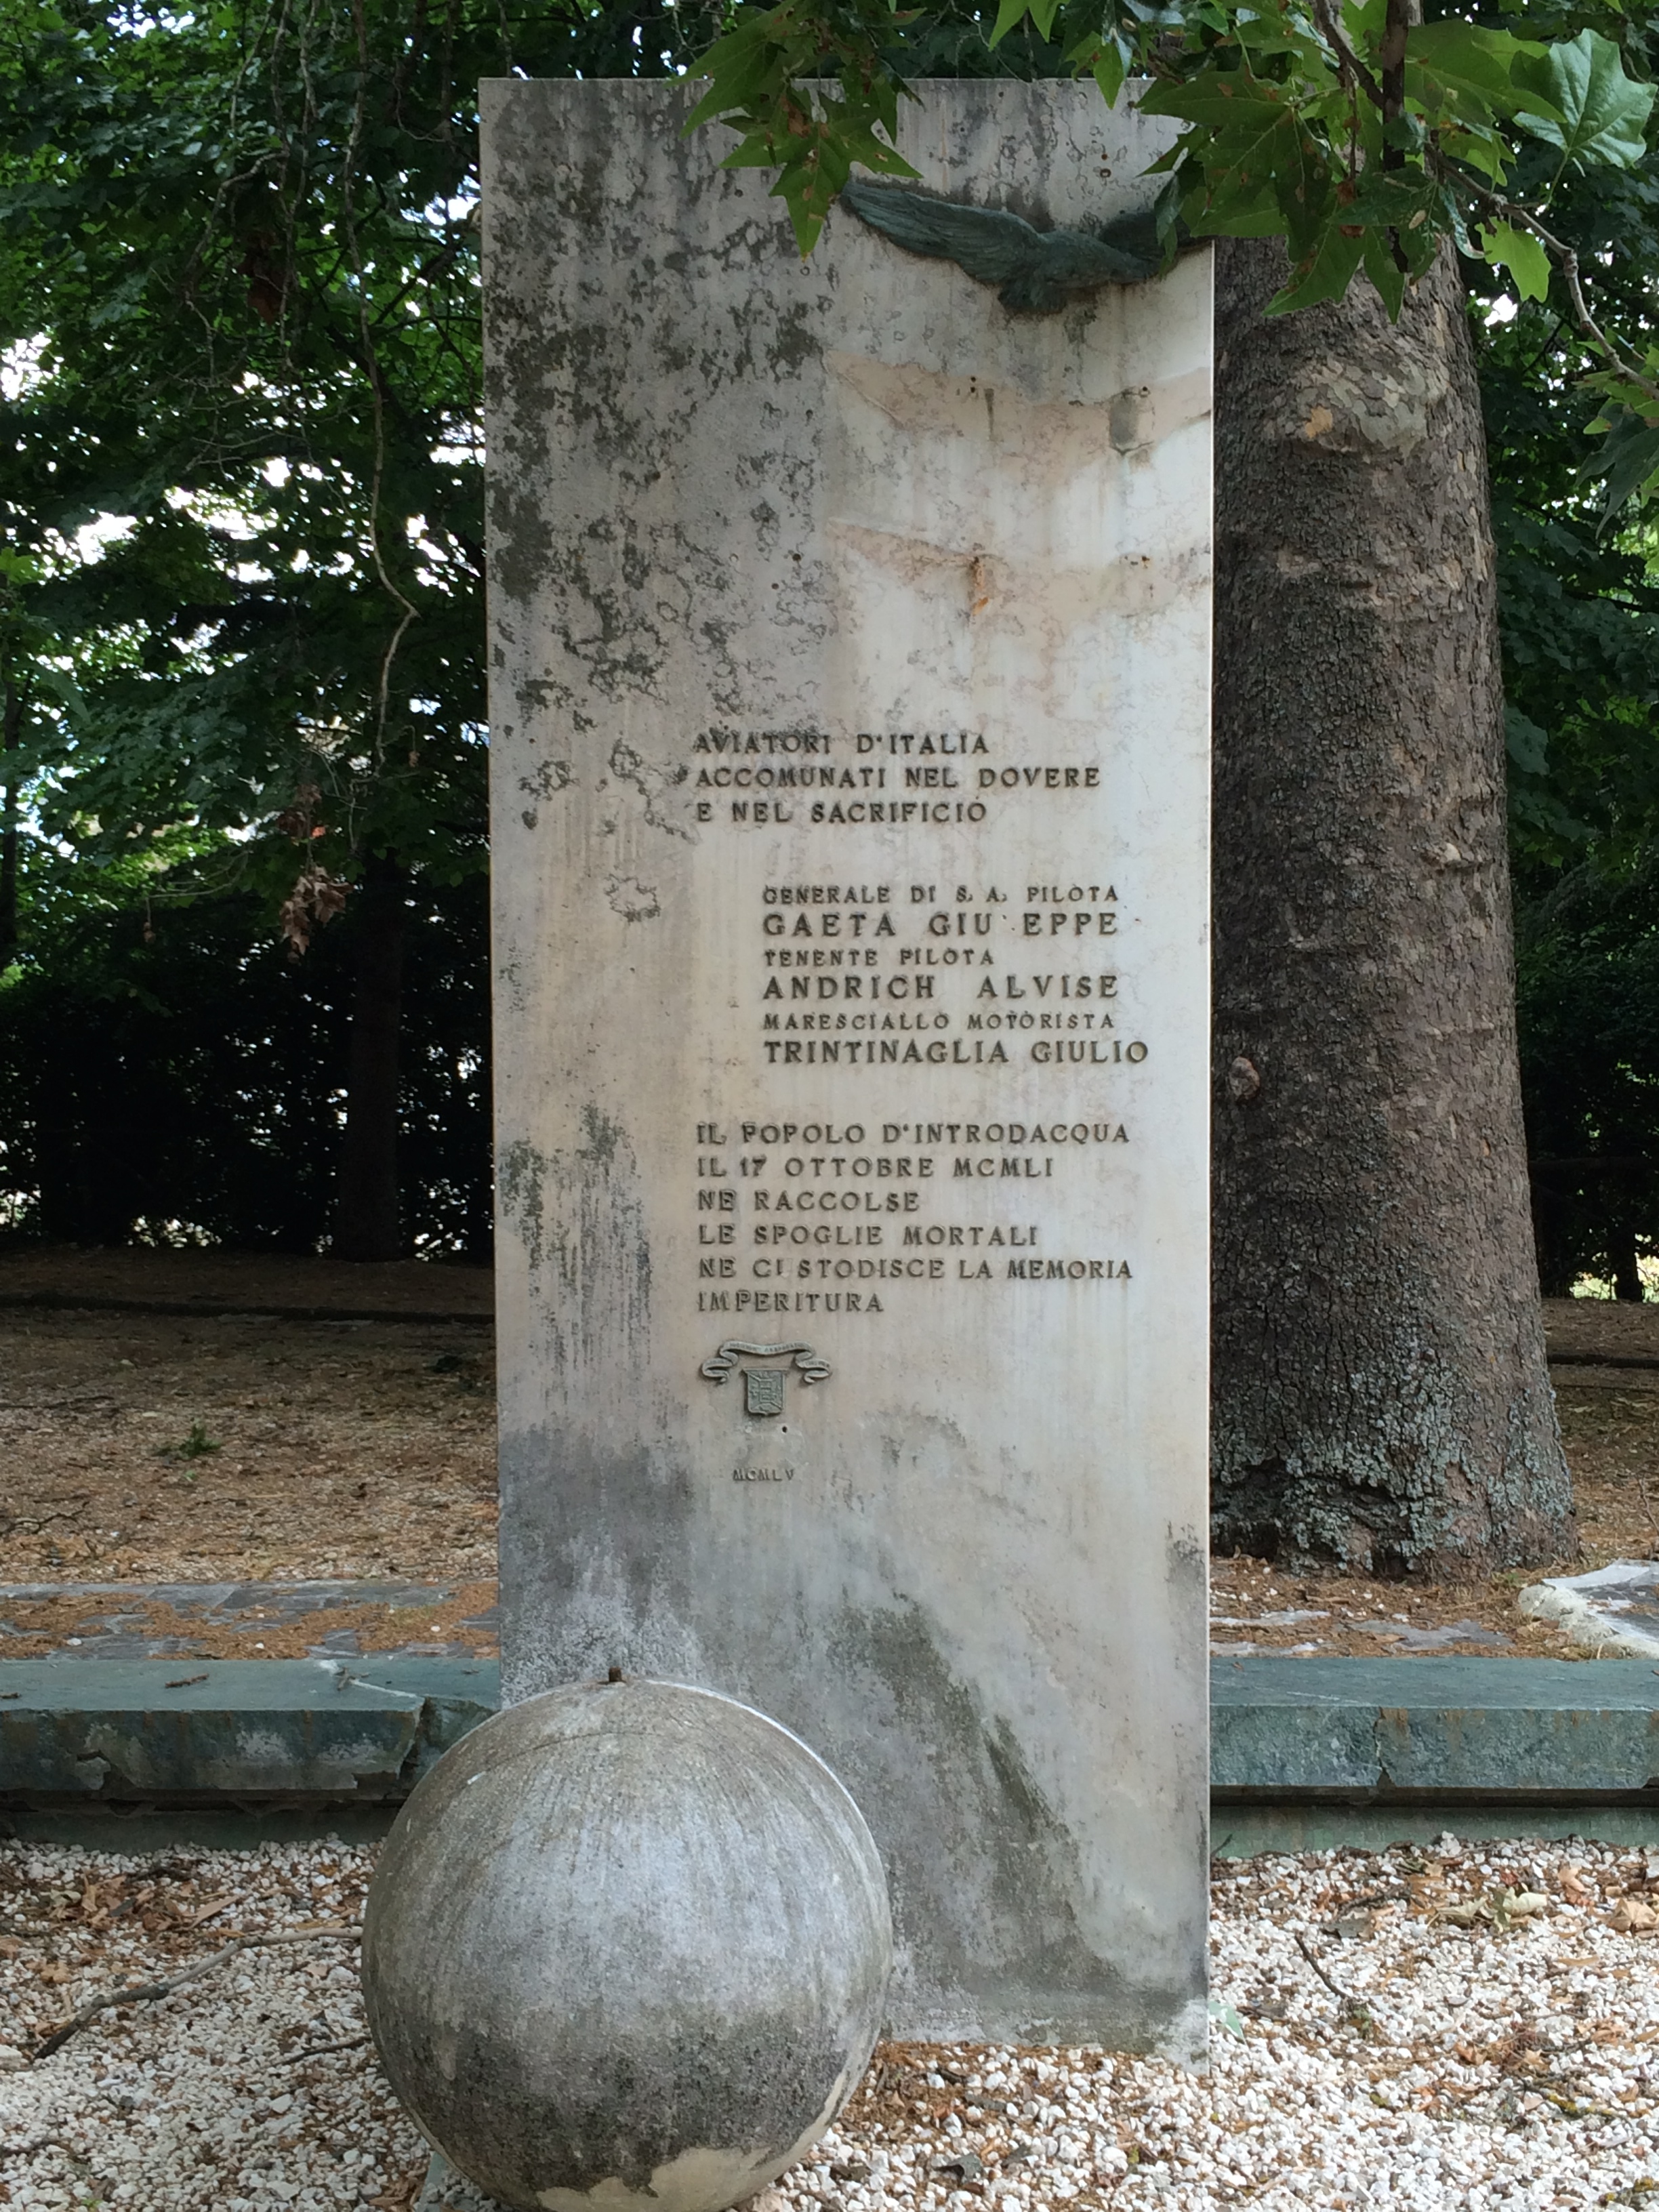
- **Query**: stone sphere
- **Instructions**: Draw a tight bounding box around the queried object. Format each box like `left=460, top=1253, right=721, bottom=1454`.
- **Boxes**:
left=361, top=1676, right=893, bottom=2212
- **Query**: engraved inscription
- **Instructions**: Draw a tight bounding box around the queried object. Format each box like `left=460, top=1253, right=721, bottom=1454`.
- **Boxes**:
left=687, top=733, right=1118, bottom=829
left=687, top=811, right=1152, bottom=1321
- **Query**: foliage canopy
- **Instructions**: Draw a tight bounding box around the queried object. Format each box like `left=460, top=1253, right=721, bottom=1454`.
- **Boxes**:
left=3, top=0, right=1659, bottom=1275
left=689, top=0, right=1659, bottom=506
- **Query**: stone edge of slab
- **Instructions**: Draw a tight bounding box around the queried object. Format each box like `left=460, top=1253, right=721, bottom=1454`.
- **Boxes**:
left=1209, top=1656, right=1659, bottom=1793
left=2, top=1658, right=1659, bottom=1805
left=0, top=1658, right=499, bottom=1801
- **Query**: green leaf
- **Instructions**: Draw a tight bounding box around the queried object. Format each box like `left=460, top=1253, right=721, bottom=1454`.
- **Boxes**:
left=1138, top=75, right=1290, bottom=129
left=1362, top=228, right=1406, bottom=320
left=1267, top=218, right=1366, bottom=314
left=36, top=668, right=88, bottom=722
left=1483, top=220, right=1551, bottom=302
left=1522, top=28, right=1654, bottom=173
left=1434, top=119, right=1515, bottom=185
left=1088, top=36, right=1128, bottom=108
left=1183, top=168, right=1285, bottom=237
left=1407, top=22, right=1559, bottom=123
left=1151, top=77, right=1336, bottom=258
left=1582, top=407, right=1659, bottom=523
left=1263, top=114, right=1336, bottom=260
left=719, top=137, right=792, bottom=169
left=1504, top=709, right=1550, bottom=775
left=681, top=22, right=780, bottom=133
left=1339, top=169, right=1435, bottom=228
left=1437, top=182, right=1475, bottom=258
left=987, top=0, right=1033, bottom=48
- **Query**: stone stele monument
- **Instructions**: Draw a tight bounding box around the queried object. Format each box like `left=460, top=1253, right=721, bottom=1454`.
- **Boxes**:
left=481, top=75, right=1212, bottom=2058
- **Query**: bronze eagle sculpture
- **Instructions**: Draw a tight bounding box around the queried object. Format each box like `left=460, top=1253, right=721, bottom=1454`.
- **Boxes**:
left=840, top=176, right=1176, bottom=314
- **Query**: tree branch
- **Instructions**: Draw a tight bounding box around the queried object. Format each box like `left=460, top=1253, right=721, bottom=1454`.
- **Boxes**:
left=26, top=1925, right=353, bottom=2064
left=1379, top=0, right=1410, bottom=167
left=1310, top=0, right=1385, bottom=111
left=1435, top=155, right=1659, bottom=407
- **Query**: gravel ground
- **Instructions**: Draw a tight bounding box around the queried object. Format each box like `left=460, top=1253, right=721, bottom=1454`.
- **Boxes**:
left=0, top=1842, right=428, bottom=2209
left=5, top=1839, right=1659, bottom=2210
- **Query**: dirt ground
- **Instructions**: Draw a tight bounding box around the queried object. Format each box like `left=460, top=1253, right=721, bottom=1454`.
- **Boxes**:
left=0, top=1292, right=497, bottom=1658
left=0, top=1244, right=491, bottom=1320
left=2, top=1248, right=1658, bottom=1659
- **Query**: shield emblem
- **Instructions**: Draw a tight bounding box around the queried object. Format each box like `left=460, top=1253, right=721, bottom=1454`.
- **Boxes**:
left=743, top=1367, right=787, bottom=1418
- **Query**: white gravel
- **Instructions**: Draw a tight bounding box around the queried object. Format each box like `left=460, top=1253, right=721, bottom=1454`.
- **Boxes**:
left=4, top=1836, right=1659, bottom=2211
left=0, top=1841, right=425, bottom=2209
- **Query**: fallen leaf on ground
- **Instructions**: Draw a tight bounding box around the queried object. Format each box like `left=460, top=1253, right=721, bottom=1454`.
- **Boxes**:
left=1437, top=1901, right=1489, bottom=1927
left=1610, top=1898, right=1658, bottom=1933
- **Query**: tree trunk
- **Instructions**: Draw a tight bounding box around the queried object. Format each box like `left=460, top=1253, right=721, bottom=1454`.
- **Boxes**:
left=1612, top=1225, right=1644, bottom=1304
left=0, top=678, right=21, bottom=971
left=1210, top=238, right=1574, bottom=1578
left=333, top=854, right=409, bottom=1261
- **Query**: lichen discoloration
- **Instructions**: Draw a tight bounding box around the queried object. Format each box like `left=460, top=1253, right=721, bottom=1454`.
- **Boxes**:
left=517, top=758, right=571, bottom=800
left=495, top=1140, right=547, bottom=1271
left=487, top=481, right=556, bottom=609
left=607, top=739, right=693, bottom=841
left=605, top=874, right=661, bottom=922
left=577, top=1103, right=627, bottom=1170
left=495, top=1426, right=701, bottom=1706
left=821, top=1600, right=1205, bottom=2051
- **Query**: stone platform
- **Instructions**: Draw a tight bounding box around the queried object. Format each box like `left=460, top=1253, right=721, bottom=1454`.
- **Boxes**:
left=3, top=1656, right=1658, bottom=1853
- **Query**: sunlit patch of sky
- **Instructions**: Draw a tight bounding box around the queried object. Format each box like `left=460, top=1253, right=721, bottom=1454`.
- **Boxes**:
left=2, top=335, right=47, bottom=402
left=426, top=185, right=478, bottom=225
left=1485, top=295, right=1519, bottom=327
left=117, top=7, right=197, bottom=32
left=166, top=484, right=262, bottom=540
left=70, top=515, right=137, bottom=564
left=24, top=516, right=139, bottom=571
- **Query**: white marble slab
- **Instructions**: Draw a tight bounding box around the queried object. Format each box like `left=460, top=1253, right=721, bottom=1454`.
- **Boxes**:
left=483, top=78, right=1212, bottom=2053
left=1520, top=1561, right=1659, bottom=1657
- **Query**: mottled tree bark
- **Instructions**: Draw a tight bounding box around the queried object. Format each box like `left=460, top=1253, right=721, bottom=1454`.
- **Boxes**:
left=1210, top=239, right=1574, bottom=1577
left=333, top=853, right=409, bottom=1261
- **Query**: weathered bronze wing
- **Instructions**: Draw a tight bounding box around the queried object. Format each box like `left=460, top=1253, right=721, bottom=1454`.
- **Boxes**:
left=839, top=178, right=1165, bottom=313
